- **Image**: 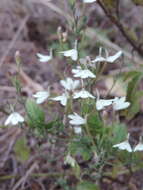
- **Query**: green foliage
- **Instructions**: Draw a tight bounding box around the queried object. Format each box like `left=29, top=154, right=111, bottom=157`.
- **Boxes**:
left=68, top=0, right=76, bottom=6
left=14, top=136, right=30, bottom=162
left=124, top=71, right=143, bottom=119
left=44, top=119, right=59, bottom=131
left=56, top=178, right=71, bottom=190
left=25, top=99, right=59, bottom=135
left=26, top=99, right=45, bottom=130
left=73, top=163, right=81, bottom=179
left=81, top=99, right=96, bottom=115
left=69, top=136, right=93, bottom=161
left=76, top=181, right=99, bottom=190
left=12, top=76, right=22, bottom=94
left=112, top=123, right=127, bottom=144
left=94, top=123, right=127, bottom=159
left=87, top=112, right=103, bottom=136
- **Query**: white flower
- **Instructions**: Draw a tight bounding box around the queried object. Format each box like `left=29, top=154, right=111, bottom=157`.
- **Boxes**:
left=64, top=154, right=76, bottom=167
left=113, top=97, right=130, bottom=111
left=113, top=141, right=132, bottom=152
left=83, top=0, right=96, bottom=3
left=113, top=135, right=143, bottom=152
left=134, top=142, right=143, bottom=152
left=33, top=91, right=50, bottom=104
left=60, top=49, right=78, bottom=61
left=60, top=77, right=80, bottom=91
left=92, top=51, right=122, bottom=63
left=106, top=51, right=123, bottom=62
left=134, top=137, right=143, bottom=152
left=96, top=99, right=113, bottom=111
left=68, top=113, right=86, bottom=125
left=74, top=126, right=82, bottom=134
left=5, top=112, right=24, bottom=126
left=92, top=56, right=106, bottom=63
left=73, top=89, right=95, bottom=99
left=37, top=50, right=52, bottom=62
left=51, top=92, right=69, bottom=106
left=113, top=134, right=132, bottom=152
left=72, top=66, right=96, bottom=79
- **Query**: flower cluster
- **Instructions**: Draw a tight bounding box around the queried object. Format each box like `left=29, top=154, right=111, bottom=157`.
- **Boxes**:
left=3, top=0, right=135, bottom=163
left=4, top=45, right=129, bottom=138
left=3, top=1, right=143, bottom=182
left=29, top=44, right=131, bottom=137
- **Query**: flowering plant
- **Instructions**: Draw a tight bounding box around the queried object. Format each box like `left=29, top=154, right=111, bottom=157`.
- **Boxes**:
left=3, top=1, right=143, bottom=189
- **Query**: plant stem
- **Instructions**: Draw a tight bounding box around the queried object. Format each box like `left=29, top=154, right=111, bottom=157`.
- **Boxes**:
left=85, top=122, right=97, bottom=158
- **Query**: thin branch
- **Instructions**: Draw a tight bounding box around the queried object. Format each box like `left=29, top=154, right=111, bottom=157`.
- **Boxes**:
left=97, top=0, right=143, bottom=56
left=0, top=15, right=29, bottom=68
left=12, top=162, right=39, bottom=190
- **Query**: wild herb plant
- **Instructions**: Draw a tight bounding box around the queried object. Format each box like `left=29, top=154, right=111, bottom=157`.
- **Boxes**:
left=4, top=0, right=143, bottom=189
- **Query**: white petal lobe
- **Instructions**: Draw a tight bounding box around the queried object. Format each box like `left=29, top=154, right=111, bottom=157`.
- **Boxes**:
left=68, top=113, right=86, bottom=125
left=113, top=141, right=132, bottom=152
left=5, top=112, right=24, bottom=126
left=73, top=89, right=95, bottom=99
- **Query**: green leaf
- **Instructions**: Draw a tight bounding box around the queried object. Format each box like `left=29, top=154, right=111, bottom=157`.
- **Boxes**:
left=87, top=112, right=103, bottom=135
left=123, top=71, right=141, bottom=82
left=69, top=136, right=92, bottom=161
left=112, top=123, right=127, bottom=144
left=73, top=163, right=81, bottom=179
left=25, top=99, right=45, bottom=130
left=126, top=98, right=140, bottom=119
left=77, top=181, right=99, bottom=190
left=44, top=119, right=58, bottom=130
left=14, top=136, right=30, bottom=162
left=126, top=90, right=143, bottom=119
left=81, top=99, right=96, bottom=115
left=12, top=76, right=22, bottom=94
left=125, top=71, right=143, bottom=119
left=69, top=0, right=76, bottom=6
left=126, top=72, right=143, bottom=100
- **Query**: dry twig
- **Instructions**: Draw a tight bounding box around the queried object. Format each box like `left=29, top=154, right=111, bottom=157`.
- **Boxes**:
left=31, top=0, right=73, bottom=24
left=12, top=162, right=39, bottom=190
left=0, top=15, right=29, bottom=68
left=96, top=0, right=143, bottom=56
left=10, top=65, right=44, bottom=93
left=0, top=127, right=22, bottom=168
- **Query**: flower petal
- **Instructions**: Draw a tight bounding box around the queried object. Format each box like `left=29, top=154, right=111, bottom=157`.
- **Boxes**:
left=60, top=49, right=78, bottom=61
left=83, top=0, right=96, bottom=3
left=106, top=51, right=122, bottom=63
left=113, top=141, right=132, bottom=152
left=33, top=91, right=49, bottom=104
left=73, top=89, right=95, bottom=99
left=51, top=93, right=69, bottom=106
left=134, top=143, right=143, bottom=152
left=5, top=112, right=24, bottom=126
left=68, top=113, right=86, bottom=125
left=37, top=52, right=52, bottom=62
